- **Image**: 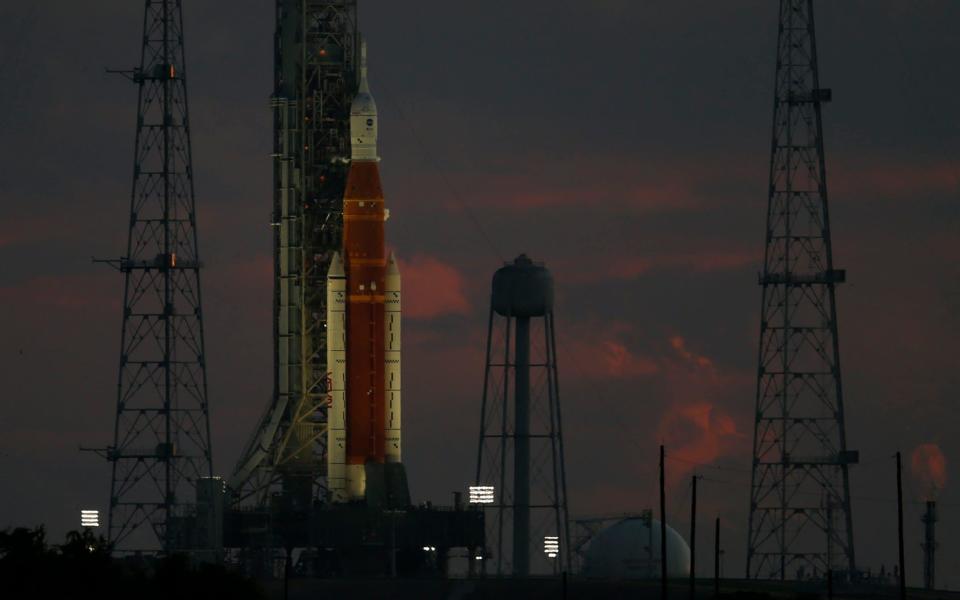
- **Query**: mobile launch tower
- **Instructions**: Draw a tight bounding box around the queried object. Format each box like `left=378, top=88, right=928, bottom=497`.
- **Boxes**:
left=230, top=0, right=360, bottom=509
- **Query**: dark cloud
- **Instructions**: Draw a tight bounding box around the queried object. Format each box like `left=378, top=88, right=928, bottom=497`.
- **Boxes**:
left=1, top=0, right=959, bottom=585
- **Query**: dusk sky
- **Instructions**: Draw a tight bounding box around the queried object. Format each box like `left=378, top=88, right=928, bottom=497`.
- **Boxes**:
left=1, top=0, right=959, bottom=585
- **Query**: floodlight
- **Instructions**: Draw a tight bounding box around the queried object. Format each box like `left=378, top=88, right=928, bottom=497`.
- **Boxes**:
left=544, top=535, right=559, bottom=558
left=468, top=485, right=495, bottom=505
left=80, top=509, right=100, bottom=528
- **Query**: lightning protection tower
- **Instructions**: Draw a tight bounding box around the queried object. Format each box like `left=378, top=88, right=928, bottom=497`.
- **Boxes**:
left=229, top=1, right=359, bottom=510
left=105, top=0, right=213, bottom=553
left=475, top=255, right=571, bottom=576
left=746, top=0, right=857, bottom=580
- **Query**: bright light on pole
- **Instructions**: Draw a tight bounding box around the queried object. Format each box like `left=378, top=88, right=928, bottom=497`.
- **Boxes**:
left=80, top=509, right=100, bottom=528
left=468, top=485, right=495, bottom=505
left=544, top=535, right=559, bottom=559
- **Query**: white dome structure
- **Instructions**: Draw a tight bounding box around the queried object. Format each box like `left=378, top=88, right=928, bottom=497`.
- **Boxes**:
left=582, top=516, right=691, bottom=579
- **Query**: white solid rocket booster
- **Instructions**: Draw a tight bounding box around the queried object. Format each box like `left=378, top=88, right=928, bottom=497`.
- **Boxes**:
left=325, top=41, right=402, bottom=502
left=385, top=252, right=401, bottom=463
left=326, top=252, right=347, bottom=502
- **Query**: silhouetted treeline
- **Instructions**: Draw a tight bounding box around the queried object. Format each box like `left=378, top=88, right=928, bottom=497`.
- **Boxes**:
left=0, top=526, right=265, bottom=600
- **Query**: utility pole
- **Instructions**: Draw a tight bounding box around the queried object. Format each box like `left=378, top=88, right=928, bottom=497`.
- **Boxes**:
left=921, top=500, right=938, bottom=590
left=897, top=451, right=906, bottom=600
left=826, top=499, right=833, bottom=599
left=660, top=445, right=668, bottom=599
left=690, top=475, right=698, bottom=600
left=747, top=0, right=858, bottom=579
left=714, top=518, right=720, bottom=598
left=283, top=547, right=291, bottom=600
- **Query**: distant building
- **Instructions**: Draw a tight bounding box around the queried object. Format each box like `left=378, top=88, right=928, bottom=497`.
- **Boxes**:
left=582, top=516, right=690, bottom=579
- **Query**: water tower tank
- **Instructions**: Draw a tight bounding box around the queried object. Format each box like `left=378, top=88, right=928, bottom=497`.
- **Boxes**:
left=582, top=516, right=691, bottom=579
left=491, top=254, right=553, bottom=318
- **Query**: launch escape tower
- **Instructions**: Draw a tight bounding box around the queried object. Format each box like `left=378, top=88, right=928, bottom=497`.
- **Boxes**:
left=475, top=255, right=571, bottom=576
left=103, top=0, right=214, bottom=553
left=230, top=0, right=360, bottom=509
left=746, top=0, right=857, bottom=580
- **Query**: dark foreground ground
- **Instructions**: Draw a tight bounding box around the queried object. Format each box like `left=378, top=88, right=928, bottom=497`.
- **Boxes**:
left=263, top=578, right=960, bottom=600
left=5, top=529, right=956, bottom=600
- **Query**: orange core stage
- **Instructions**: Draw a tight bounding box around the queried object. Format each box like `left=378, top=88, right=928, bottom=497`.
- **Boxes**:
left=343, top=161, right=387, bottom=468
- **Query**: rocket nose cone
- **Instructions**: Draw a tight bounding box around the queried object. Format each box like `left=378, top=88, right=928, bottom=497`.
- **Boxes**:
left=386, top=252, right=400, bottom=275
left=352, top=39, right=376, bottom=116
left=350, top=39, right=379, bottom=161
left=350, top=89, right=377, bottom=116
left=328, top=252, right=345, bottom=277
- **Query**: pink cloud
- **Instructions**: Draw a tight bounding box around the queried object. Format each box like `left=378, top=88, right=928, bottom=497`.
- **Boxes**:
left=451, top=155, right=758, bottom=215
left=833, top=160, right=959, bottom=199
left=911, top=442, right=947, bottom=499
left=498, top=180, right=697, bottom=213
left=485, top=156, right=960, bottom=214
left=558, top=249, right=759, bottom=285
left=211, top=254, right=272, bottom=292
left=657, top=401, right=743, bottom=487
left=397, top=254, right=471, bottom=319
left=559, top=321, right=660, bottom=380
left=0, top=200, right=125, bottom=250
left=0, top=233, right=20, bottom=249
left=600, top=340, right=660, bottom=377
left=561, top=326, right=746, bottom=387
left=669, top=335, right=714, bottom=369
left=629, top=333, right=752, bottom=487
left=0, top=273, right=118, bottom=310
left=611, top=250, right=758, bottom=278
left=0, top=215, right=68, bottom=248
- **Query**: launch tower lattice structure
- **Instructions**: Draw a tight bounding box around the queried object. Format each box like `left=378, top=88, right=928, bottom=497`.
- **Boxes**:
left=746, top=0, right=857, bottom=580
left=230, top=0, right=359, bottom=509
left=475, top=255, right=571, bottom=576
left=105, top=0, right=213, bottom=553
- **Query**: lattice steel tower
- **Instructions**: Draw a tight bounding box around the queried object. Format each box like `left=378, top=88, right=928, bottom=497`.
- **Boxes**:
left=746, top=0, right=857, bottom=580
left=230, top=1, right=359, bottom=508
left=105, top=0, right=213, bottom=553
left=475, top=255, right=571, bottom=576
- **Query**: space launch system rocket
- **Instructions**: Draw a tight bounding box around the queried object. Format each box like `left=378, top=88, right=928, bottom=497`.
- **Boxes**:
left=326, top=43, right=402, bottom=503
